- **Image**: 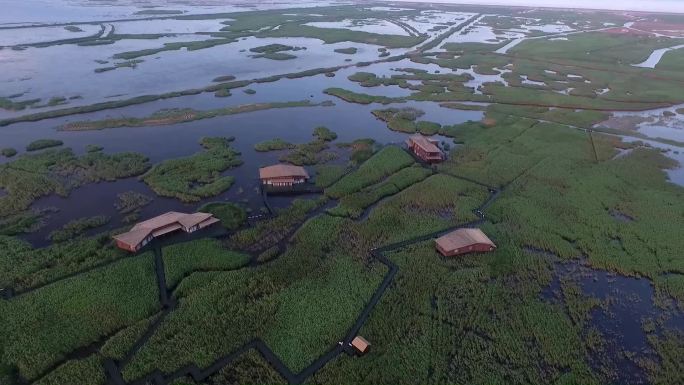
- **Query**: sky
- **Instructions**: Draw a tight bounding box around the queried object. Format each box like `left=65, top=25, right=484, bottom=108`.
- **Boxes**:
left=389, top=0, right=684, bottom=13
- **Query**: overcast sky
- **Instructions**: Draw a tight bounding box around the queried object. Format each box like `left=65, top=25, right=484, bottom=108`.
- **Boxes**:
left=389, top=0, right=684, bottom=13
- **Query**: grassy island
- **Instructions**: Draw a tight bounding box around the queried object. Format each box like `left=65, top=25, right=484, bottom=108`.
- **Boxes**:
left=141, top=137, right=242, bottom=202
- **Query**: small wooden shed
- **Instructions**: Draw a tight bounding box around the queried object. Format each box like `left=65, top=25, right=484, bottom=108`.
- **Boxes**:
left=351, top=336, right=371, bottom=355
left=435, top=228, right=496, bottom=257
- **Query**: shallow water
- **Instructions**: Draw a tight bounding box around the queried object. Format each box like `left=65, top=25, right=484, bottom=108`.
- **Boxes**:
left=0, top=24, right=103, bottom=46
left=633, top=44, right=684, bottom=68
left=305, top=19, right=410, bottom=36
left=2, top=68, right=480, bottom=246
left=543, top=259, right=684, bottom=384
left=0, top=34, right=410, bottom=114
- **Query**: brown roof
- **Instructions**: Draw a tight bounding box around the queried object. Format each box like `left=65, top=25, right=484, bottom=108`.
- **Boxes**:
left=114, top=212, right=217, bottom=247
left=408, top=135, right=442, bottom=154
left=351, top=336, right=370, bottom=352
left=178, top=212, right=213, bottom=228
left=435, top=228, right=495, bottom=251
left=113, top=227, right=153, bottom=247
left=130, top=212, right=187, bottom=232
left=259, top=164, right=309, bottom=180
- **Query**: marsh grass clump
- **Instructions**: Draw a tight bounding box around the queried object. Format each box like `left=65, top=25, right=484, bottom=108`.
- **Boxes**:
left=26, top=139, right=63, bottom=152
left=372, top=107, right=443, bottom=134
left=64, top=25, right=84, bottom=32
left=212, top=75, right=236, bottom=82
left=314, top=164, right=349, bottom=188
left=326, top=146, right=415, bottom=198
left=48, top=215, right=110, bottom=242
left=0, top=96, right=41, bottom=111
left=254, top=138, right=295, bottom=152
left=162, top=238, right=250, bottom=287
left=85, top=144, right=103, bottom=153
left=313, top=126, right=337, bottom=142
left=0, top=148, right=149, bottom=217
left=337, top=138, right=377, bottom=164
left=1, top=148, right=17, bottom=157
left=256, top=127, right=339, bottom=166
left=1, top=253, right=158, bottom=381
left=198, top=202, right=248, bottom=230
left=323, top=88, right=403, bottom=105
left=253, top=52, right=297, bottom=60
left=141, top=137, right=242, bottom=202
left=334, top=47, right=357, bottom=54
left=249, top=44, right=302, bottom=60
left=58, top=101, right=324, bottom=131
left=329, top=166, right=432, bottom=218
left=281, top=127, right=339, bottom=166
left=114, top=191, right=153, bottom=214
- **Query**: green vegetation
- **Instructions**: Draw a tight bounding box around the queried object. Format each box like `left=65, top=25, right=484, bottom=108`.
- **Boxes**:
left=214, top=88, right=232, bottom=97
left=338, top=138, right=377, bottom=164
left=313, top=126, right=338, bottom=141
left=440, top=102, right=488, bottom=111
left=334, top=47, right=357, bottom=54
left=1, top=148, right=17, bottom=157
left=326, top=146, right=415, bottom=198
left=113, top=38, right=239, bottom=60
left=0, top=208, right=52, bottom=236
left=3, top=8, right=684, bottom=385
left=371, top=107, right=446, bottom=135
left=141, top=137, right=241, bottom=202
left=280, top=140, right=336, bottom=166
left=249, top=43, right=301, bottom=54
left=228, top=198, right=325, bottom=252
left=85, top=144, right=103, bottom=153
left=64, top=26, right=84, bottom=32
left=0, top=234, right=128, bottom=292
left=512, top=32, right=681, bottom=65
left=26, top=139, right=63, bottom=152
left=60, top=101, right=328, bottom=131
left=658, top=48, right=684, bottom=71
left=163, top=238, right=250, bottom=288
left=94, top=59, right=144, bottom=73
left=249, top=44, right=302, bottom=60
left=0, top=148, right=149, bottom=217
left=256, top=127, right=339, bottom=166
left=257, top=23, right=424, bottom=48
left=114, top=191, right=153, bottom=221
left=0, top=254, right=158, bottom=381
left=314, top=164, right=349, bottom=188
left=198, top=202, right=248, bottom=230
left=212, top=75, right=236, bottom=82
left=134, top=9, right=183, bottom=15
left=252, top=52, right=297, bottom=60
left=323, top=88, right=403, bottom=105
left=243, top=88, right=256, bottom=94
left=0, top=96, right=41, bottom=111
left=329, top=166, right=433, bottom=218
left=48, top=215, right=110, bottom=242
left=254, top=138, right=295, bottom=152
left=122, top=211, right=384, bottom=379
left=203, top=350, right=286, bottom=384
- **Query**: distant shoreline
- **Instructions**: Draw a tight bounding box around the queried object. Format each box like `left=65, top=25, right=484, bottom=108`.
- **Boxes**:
left=385, top=0, right=684, bottom=14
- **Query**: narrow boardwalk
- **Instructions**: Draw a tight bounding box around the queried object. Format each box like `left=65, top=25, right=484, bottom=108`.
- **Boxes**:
left=103, top=161, right=502, bottom=385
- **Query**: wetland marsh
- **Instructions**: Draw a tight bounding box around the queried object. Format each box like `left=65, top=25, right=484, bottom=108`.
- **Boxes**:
left=1, top=1, right=683, bottom=385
